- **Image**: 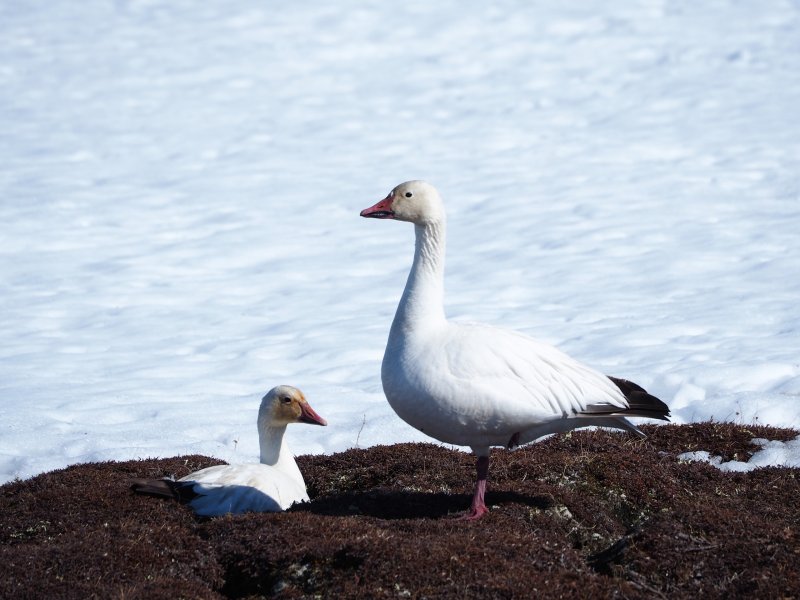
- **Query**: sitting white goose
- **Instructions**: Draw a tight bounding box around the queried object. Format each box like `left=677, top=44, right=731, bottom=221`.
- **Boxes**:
left=131, top=385, right=326, bottom=516
left=360, top=181, right=670, bottom=520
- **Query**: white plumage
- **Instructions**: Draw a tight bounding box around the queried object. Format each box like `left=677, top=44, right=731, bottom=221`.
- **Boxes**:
left=180, top=462, right=308, bottom=515
left=132, top=385, right=326, bottom=516
left=361, top=180, right=669, bottom=519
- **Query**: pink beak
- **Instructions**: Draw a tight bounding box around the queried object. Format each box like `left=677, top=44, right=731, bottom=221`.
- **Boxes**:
left=360, top=194, right=395, bottom=219
left=299, top=402, right=327, bottom=426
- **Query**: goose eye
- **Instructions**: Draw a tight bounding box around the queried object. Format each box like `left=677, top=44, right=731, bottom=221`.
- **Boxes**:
left=405, top=192, right=413, bottom=198
left=281, top=396, right=292, bottom=404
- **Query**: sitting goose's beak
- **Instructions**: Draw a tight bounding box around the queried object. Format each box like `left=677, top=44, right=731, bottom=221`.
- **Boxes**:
left=299, top=402, right=327, bottom=426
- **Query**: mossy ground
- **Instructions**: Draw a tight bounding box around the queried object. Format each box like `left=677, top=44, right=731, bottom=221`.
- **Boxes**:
left=1, top=422, right=798, bottom=599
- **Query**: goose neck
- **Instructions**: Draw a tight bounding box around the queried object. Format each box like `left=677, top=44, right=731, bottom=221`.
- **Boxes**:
left=259, top=424, right=306, bottom=486
left=394, top=219, right=447, bottom=329
left=259, top=424, right=290, bottom=467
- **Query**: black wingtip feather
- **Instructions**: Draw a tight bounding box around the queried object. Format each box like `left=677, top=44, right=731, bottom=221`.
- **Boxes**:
left=608, top=376, right=671, bottom=421
left=130, top=478, right=199, bottom=503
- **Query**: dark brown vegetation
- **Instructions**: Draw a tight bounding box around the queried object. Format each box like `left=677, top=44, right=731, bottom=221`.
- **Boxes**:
left=1, top=422, right=798, bottom=599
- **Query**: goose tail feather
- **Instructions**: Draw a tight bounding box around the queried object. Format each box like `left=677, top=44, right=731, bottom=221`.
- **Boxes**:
left=579, top=376, right=671, bottom=424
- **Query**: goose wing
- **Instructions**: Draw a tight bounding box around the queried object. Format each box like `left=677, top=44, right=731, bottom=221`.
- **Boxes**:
left=180, top=463, right=309, bottom=516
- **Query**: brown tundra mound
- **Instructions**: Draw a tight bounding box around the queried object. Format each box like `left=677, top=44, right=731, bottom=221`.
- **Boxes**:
left=1, top=422, right=798, bottom=599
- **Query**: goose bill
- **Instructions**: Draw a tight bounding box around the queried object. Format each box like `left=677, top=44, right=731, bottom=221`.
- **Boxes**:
left=360, top=195, right=395, bottom=219
left=299, top=403, right=328, bottom=426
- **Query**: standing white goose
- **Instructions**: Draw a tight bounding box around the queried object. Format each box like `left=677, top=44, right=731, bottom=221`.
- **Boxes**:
left=131, top=385, right=327, bottom=516
left=360, top=181, right=670, bottom=520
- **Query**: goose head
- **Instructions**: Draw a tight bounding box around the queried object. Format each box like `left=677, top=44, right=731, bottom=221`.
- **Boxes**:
left=360, top=180, right=445, bottom=225
left=257, top=385, right=327, bottom=429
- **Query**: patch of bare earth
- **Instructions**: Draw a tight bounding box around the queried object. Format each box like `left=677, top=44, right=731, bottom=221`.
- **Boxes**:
left=1, top=422, right=798, bottom=599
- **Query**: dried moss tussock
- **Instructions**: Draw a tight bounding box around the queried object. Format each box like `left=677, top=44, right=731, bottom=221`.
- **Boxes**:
left=2, top=423, right=798, bottom=599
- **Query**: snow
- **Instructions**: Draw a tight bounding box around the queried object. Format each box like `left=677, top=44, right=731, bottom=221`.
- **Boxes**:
left=679, top=438, right=800, bottom=473
left=1, top=0, right=799, bottom=484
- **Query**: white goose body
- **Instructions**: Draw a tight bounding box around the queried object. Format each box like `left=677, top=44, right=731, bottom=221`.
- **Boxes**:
left=180, top=462, right=307, bottom=515
left=361, top=181, right=669, bottom=519
left=383, top=319, right=632, bottom=454
left=132, top=385, right=327, bottom=517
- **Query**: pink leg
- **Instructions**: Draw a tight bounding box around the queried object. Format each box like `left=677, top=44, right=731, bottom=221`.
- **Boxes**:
left=457, top=455, right=490, bottom=520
